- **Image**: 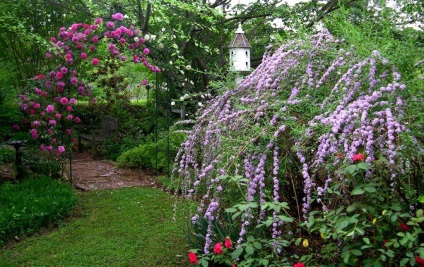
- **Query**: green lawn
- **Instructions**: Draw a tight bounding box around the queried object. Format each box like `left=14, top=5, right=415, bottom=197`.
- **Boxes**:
left=0, top=187, right=192, bottom=267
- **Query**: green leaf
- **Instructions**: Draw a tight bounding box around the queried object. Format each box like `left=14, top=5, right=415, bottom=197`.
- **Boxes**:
left=231, top=248, right=243, bottom=260
left=363, top=237, right=370, bottom=245
left=351, top=187, right=365, bottom=195
left=245, top=245, right=255, bottom=255
left=345, top=165, right=358, bottom=174
left=419, top=196, right=424, bottom=203
left=347, top=203, right=360, bottom=213
left=417, top=209, right=423, bottom=217
left=253, top=242, right=263, bottom=250
left=352, top=249, right=362, bottom=256
left=295, top=237, right=302, bottom=246
left=225, top=208, right=237, bottom=213
left=357, top=162, right=370, bottom=170
left=399, top=258, right=409, bottom=266
left=364, top=186, right=376, bottom=193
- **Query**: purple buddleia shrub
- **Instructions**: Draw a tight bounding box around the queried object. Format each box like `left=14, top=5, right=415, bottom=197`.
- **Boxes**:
left=174, top=30, right=423, bottom=257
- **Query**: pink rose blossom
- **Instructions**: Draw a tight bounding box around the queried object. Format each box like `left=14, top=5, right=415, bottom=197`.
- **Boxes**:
left=60, top=97, right=69, bottom=105
left=46, top=105, right=55, bottom=113
left=92, top=58, right=99, bottom=65
left=58, top=146, right=65, bottom=154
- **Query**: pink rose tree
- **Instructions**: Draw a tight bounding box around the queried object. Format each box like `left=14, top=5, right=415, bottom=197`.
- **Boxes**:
left=18, top=13, right=160, bottom=162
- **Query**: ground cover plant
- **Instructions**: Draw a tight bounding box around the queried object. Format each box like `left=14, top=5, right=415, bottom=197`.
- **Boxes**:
left=0, top=176, right=77, bottom=245
left=0, top=187, right=193, bottom=266
left=174, top=29, right=424, bottom=266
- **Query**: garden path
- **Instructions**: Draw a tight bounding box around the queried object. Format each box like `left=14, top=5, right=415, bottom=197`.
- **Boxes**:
left=68, top=151, right=162, bottom=191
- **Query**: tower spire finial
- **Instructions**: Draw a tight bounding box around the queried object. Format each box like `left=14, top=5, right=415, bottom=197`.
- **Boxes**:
left=236, top=22, right=244, bottom=34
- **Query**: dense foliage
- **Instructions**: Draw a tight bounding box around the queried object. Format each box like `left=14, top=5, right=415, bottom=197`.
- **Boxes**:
left=0, top=176, right=77, bottom=245
left=174, top=29, right=424, bottom=266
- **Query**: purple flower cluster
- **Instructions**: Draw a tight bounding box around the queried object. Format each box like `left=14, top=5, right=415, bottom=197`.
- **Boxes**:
left=172, top=29, right=415, bottom=249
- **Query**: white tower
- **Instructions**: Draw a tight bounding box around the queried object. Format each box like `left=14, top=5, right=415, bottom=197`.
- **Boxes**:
left=229, top=23, right=251, bottom=84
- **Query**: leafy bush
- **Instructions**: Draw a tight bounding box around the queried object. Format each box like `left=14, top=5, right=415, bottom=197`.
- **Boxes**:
left=0, top=147, right=14, bottom=164
left=117, top=130, right=187, bottom=171
left=0, top=176, right=77, bottom=245
left=174, top=29, right=424, bottom=266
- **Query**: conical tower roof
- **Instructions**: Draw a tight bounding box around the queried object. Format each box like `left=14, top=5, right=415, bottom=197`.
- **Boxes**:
left=229, top=23, right=251, bottom=48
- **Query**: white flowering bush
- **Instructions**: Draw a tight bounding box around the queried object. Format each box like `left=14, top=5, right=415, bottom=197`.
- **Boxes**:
left=174, top=30, right=424, bottom=266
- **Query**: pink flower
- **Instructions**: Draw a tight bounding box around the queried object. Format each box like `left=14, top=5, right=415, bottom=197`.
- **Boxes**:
left=90, top=45, right=96, bottom=51
left=67, top=106, right=72, bottom=112
left=35, top=74, right=44, bottom=80
left=41, top=91, right=47, bottom=97
left=187, top=252, right=198, bottom=264
left=61, top=67, right=68, bottom=73
left=112, top=13, right=124, bottom=21
left=67, top=114, right=73, bottom=120
left=92, top=58, right=99, bottom=65
left=293, top=263, right=305, bottom=267
left=92, top=36, right=99, bottom=43
left=74, top=117, right=81, bottom=123
left=142, top=79, right=148, bottom=86
left=81, top=52, right=87, bottom=59
left=46, top=105, right=55, bottom=113
left=143, top=48, right=150, bottom=55
left=72, top=137, right=77, bottom=143
left=56, top=113, right=62, bottom=119
left=52, top=138, right=57, bottom=144
left=51, top=37, right=56, bottom=43
left=60, top=97, right=69, bottom=105
left=58, top=146, right=65, bottom=154
left=120, top=37, right=126, bottom=44
left=352, top=153, right=365, bottom=162
left=70, top=76, right=78, bottom=85
left=55, top=72, right=63, bottom=79
left=224, top=237, right=233, bottom=248
left=49, top=119, right=57, bottom=125
left=213, top=242, right=223, bottom=254
left=70, top=98, right=76, bottom=104
left=45, top=52, right=51, bottom=58
left=12, top=124, right=19, bottom=131
left=66, top=129, right=72, bottom=135
left=94, top=17, right=103, bottom=25
left=106, top=21, right=114, bottom=29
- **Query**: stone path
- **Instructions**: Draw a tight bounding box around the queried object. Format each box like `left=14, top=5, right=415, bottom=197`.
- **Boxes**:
left=68, top=151, right=162, bottom=191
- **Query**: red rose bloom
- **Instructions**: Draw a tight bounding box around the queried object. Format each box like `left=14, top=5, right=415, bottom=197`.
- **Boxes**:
left=337, top=153, right=343, bottom=158
left=188, top=252, right=198, bottom=264
left=400, top=223, right=410, bottom=231
left=352, top=153, right=365, bottom=162
left=224, top=237, right=233, bottom=248
left=213, top=242, right=223, bottom=254
left=416, top=256, right=424, bottom=267
left=293, top=263, right=305, bottom=267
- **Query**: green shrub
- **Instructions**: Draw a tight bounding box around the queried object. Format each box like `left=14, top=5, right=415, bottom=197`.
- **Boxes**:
left=0, top=147, right=14, bottom=164
left=0, top=176, right=77, bottom=245
left=117, top=130, right=187, bottom=171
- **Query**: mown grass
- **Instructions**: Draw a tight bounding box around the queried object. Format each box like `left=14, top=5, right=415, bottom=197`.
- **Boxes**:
left=0, top=187, right=193, bottom=266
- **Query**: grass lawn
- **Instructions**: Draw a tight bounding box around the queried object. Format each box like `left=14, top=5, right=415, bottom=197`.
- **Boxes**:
left=0, top=187, right=193, bottom=267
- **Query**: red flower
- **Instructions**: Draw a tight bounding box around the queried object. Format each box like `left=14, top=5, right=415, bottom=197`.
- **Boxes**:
left=352, top=153, right=365, bottom=162
left=224, top=237, right=233, bottom=249
left=188, top=252, right=198, bottom=264
left=35, top=74, right=44, bottom=80
left=416, top=256, right=424, bottom=267
left=213, top=242, right=223, bottom=254
left=293, top=262, right=305, bottom=267
left=399, top=223, right=410, bottom=231
left=337, top=153, right=343, bottom=158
